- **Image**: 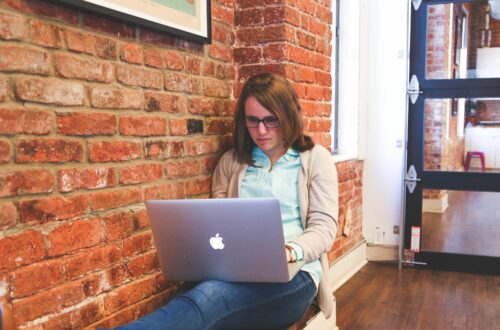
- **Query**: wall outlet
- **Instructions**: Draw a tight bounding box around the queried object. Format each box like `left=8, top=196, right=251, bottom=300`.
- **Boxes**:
left=393, top=225, right=400, bottom=235
left=374, top=227, right=384, bottom=244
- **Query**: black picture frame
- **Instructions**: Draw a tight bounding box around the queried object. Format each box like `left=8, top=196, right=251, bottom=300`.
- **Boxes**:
left=59, top=0, right=211, bottom=44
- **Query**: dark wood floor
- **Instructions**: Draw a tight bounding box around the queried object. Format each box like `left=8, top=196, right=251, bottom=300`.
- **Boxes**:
left=335, top=262, right=500, bottom=330
left=422, top=190, right=500, bottom=257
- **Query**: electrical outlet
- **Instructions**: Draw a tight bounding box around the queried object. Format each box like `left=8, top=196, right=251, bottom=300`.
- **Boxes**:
left=393, top=225, right=400, bottom=235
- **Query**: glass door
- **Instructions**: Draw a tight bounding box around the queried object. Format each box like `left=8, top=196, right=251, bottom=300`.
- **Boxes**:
left=404, top=0, right=500, bottom=274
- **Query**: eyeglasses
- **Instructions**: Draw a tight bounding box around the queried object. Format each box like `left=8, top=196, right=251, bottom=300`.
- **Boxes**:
left=245, top=116, right=280, bottom=128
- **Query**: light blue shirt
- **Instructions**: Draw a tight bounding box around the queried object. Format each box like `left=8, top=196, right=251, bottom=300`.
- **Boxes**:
left=240, top=147, right=322, bottom=285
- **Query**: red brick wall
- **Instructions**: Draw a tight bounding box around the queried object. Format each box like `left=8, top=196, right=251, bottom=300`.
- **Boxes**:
left=0, top=0, right=364, bottom=328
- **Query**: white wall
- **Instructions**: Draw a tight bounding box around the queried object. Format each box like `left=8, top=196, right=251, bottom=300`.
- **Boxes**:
left=360, top=0, right=409, bottom=246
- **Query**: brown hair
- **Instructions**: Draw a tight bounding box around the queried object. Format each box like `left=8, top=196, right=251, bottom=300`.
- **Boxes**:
left=233, top=73, right=314, bottom=165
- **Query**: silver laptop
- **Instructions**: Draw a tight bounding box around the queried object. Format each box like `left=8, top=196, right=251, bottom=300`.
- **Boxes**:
left=146, top=197, right=304, bottom=283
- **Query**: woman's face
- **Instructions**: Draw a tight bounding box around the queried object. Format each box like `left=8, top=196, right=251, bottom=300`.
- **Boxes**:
left=244, top=96, right=286, bottom=162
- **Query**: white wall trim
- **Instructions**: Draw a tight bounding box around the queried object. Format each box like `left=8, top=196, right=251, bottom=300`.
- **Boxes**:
left=304, top=241, right=367, bottom=330
left=330, top=240, right=367, bottom=292
left=366, top=243, right=399, bottom=261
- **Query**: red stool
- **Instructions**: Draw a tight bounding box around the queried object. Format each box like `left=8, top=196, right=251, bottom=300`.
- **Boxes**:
left=464, top=151, right=485, bottom=172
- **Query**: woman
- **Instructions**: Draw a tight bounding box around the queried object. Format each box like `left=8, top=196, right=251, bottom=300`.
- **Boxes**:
left=117, top=73, right=338, bottom=329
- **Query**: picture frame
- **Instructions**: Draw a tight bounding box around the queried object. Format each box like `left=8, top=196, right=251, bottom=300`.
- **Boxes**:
left=59, top=0, right=211, bottom=44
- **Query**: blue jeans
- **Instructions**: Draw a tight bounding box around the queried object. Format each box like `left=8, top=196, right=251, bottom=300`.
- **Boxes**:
left=114, top=271, right=316, bottom=330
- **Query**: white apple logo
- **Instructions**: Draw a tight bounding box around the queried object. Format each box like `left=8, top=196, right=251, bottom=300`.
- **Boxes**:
left=209, top=233, right=225, bottom=250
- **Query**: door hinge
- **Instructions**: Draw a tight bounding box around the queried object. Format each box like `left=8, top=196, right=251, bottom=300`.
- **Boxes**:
left=408, top=75, right=423, bottom=104
left=405, top=165, right=421, bottom=194
left=412, top=0, right=422, bottom=11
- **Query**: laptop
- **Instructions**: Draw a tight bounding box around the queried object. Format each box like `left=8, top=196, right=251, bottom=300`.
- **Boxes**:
left=146, top=197, right=305, bottom=283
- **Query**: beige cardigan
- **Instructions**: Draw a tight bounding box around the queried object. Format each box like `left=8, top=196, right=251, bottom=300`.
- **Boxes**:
left=211, top=144, right=339, bottom=318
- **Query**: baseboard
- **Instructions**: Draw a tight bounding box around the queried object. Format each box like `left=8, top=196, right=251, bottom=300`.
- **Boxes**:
left=422, top=193, right=448, bottom=213
left=366, top=243, right=399, bottom=261
left=304, top=241, right=367, bottom=330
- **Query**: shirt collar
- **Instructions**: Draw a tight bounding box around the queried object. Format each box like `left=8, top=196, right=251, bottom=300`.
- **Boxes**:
left=252, top=147, right=299, bottom=165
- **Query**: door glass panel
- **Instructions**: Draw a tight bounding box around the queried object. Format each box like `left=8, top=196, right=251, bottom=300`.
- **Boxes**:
left=424, top=97, right=500, bottom=172
left=421, top=189, right=500, bottom=257
left=426, top=2, right=500, bottom=79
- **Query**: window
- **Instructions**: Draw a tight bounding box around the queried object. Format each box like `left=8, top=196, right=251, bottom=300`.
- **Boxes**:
left=331, top=0, right=361, bottom=159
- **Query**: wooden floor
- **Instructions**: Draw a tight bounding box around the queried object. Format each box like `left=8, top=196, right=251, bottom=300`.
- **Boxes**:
left=422, top=190, right=500, bottom=257
left=335, top=262, right=500, bottom=330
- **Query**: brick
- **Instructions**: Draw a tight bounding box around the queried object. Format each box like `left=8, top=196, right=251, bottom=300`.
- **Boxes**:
left=0, top=11, right=27, bottom=40
left=143, top=48, right=163, bottom=68
left=58, top=167, right=116, bottom=192
left=184, top=177, right=212, bottom=196
left=211, top=23, right=227, bottom=43
left=164, top=50, right=184, bottom=70
left=0, top=140, right=10, bottom=163
left=144, top=183, right=184, bottom=200
left=119, top=115, right=167, bottom=136
left=0, top=169, right=54, bottom=197
left=203, top=60, right=215, bottom=76
left=0, top=45, right=50, bottom=74
left=297, top=67, right=317, bottom=83
left=102, top=211, right=133, bottom=241
left=0, top=230, right=45, bottom=271
left=297, top=30, right=316, bottom=50
left=186, top=56, right=202, bottom=74
left=89, top=141, right=142, bottom=162
left=263, top=43, right=288, bottom=61
left=169, top=118, right=188, bottom=136
left=91, top=86, right=142, bottom=109
left=0, top=76, right=7, bottom=102
left=187, top=119, right=203, bottom=134
left=203, top=79, right=231, bottom=98
left=47, top=217, right=101, bottom=256
left=19, top=194, right=89, bottom=224
left=316, top=71, right=332, bottom=86
left=57, top=112, right=116, bottom=136
left=12, top=281, right=84, bottom=324
left=145, top=92, right=187, bottom=113
left=126, top=252, right=159, bottom=278
left=132, top=208, right=150, bottom=230
left=103, top=276, right=156, bottom=314
left=186, top=137, right=219, bottom=156
left=95, top=36, right=118, bottom=59
left=164, top=72, right=201, bottom=94
left=102, top=264, right=128, bottom=290
left=91, top=188, right=142, bottom=211
left=212, top=2, right=234, bottom=25
left=238, top=63, right=286, bottom=81
left=16, top=138, right=84, bottom=163
left=43, top=300, right=103, bottom=329
left=66, top=29, right=97, bottom=55
left=55, top=53, right=113, bottom=82
left=116, top=65, right=163, bottom=89
left=201, top=156, right=220, bottom=174
left=237, top=25, right=288, bottom=44
left=123, top=231, right=153, bottom=257
left=4, top=0, right=78, bottom=24
left=189, top=98, right=231, bottom=116
left=30, top=20, right=64, bottom=48
left=234, top=47, right=262, bottom=65
left=209, top=43, right=232, bottom=62
left=14, top=77, right=84, bottom=106
left=11, top=260, right=65, bottom=298
left=65, top=243, right=122, bottom=279
left=207, top=118, right=232, bottom=134
left=235, top=8, right=263, bottom=26
left=0, top=108, right=52, bottom=135
left=165, top=160, right=199, bottom=179
left=305, top=85, right=326, bottom=100
left=121, top=43, right=143, bottom=64
left=119, top=163, right=163, bottom=185
left=0, top=202, right=16, bottom=229
left=82, top=14, right=135, bottom=39
left=145, top=140, right=184, bottom=160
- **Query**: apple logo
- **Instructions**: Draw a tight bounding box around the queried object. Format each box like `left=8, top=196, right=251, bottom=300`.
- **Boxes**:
left=209, top=233, right=225, bottom=250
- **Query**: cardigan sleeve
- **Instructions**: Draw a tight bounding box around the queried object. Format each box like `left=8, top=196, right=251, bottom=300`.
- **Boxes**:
left=291, top=146, right=339, bottom=263
left=211, top=149, right=234, bottom=198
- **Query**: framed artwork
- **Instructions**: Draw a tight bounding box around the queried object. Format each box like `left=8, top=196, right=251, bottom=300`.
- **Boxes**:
left=60, top=0, right=211, bottom=43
